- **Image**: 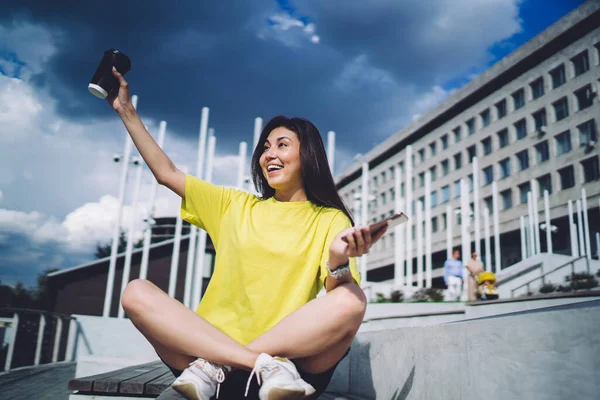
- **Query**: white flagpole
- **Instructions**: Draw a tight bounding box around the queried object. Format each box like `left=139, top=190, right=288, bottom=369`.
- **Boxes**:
left=424, top=172, right=432, bottom=288
left=394, top=164, right=405, bottom=287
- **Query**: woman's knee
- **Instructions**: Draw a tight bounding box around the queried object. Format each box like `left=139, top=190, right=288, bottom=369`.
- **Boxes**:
left=121, top=279, right=154, bottom=315
left=332, top=283, right=367, bottom=321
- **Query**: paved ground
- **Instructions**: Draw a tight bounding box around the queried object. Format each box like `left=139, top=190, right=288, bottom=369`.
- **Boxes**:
left=0, top=362, right=76, bottom=400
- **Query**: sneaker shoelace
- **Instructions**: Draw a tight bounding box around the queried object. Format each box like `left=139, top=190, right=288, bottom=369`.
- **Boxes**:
left=189, top=359, right=227, bottom=398
left=244, top=357, right=298, bottom=397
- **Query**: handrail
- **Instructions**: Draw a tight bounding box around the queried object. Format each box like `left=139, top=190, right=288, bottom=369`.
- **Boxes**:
left=511, top=255, right=590, bottom=297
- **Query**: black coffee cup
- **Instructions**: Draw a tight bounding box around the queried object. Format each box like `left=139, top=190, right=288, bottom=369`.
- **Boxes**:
left=88, top=49, right=131, bottom=99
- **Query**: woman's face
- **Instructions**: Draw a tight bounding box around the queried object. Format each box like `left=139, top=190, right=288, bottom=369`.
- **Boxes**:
left=259, top=127, right=303, bottom=192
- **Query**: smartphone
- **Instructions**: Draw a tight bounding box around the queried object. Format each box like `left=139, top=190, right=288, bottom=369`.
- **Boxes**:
left=343, top=212, right=409, bottom=242
left=369, top=212, right=409, bottom=236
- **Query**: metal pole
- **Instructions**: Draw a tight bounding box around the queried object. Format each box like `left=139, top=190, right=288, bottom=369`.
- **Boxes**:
left=576, top=199, right=585, bottom=257
left=104, top=95, right=138, bottom=317
left=595, top=232, right=600, bottom=260
left=424, top=172, right=432, bottom=288
left=168, top=166, right=186, bottom=299
left=520, top=216, right=527, bottom=260
left=52, top=317, right=63, bottom=363
left=139, top=120, right=167, bottom=280
left=237, top=141, right=247, bottom=190
left=118, top=161, right=143, bottom=318
left=581, top=188, right=592, bottom=261
left=360, top=163, right=369, bottom=283
left=472, top=158, right=481, bottom=258
left=543, top=190, right=552, bottom=254
left=492, top=181, right=500, bottom=271
left=253, top=117, right=263, bottom=151
left=484, top=208, right=491, bottom=271
left=460, top=179, right=470, bottom=280
left=327, top=131, right=336, bottom=174
left=184, top=107, right=210, bottom=308
left=416, top=200, right=424, bottom=289
left=34, top=314, right=45, bottom=366
left=527, top=192, right=535, bottom=258
left=571, top=223, right=580, bottom=257
left=531, top=180, right=541, bottom=255
left=405, top=146, right=413, bottom=287
left=394, top=164, right=405, bottom=287
left=192, top=135, right=217, bottom=308
left=446, top=205, right=452, bottom=261
left=4, top=313, right=18, bottom=371
left=568, top=200, right=577, bottom=256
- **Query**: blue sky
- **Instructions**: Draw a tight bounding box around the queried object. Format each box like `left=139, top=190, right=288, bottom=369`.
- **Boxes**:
left=0, top=0, right=587, bottom=287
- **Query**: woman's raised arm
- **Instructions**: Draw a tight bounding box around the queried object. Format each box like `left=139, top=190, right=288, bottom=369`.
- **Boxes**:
left=107, top=69, right=185, bottom=198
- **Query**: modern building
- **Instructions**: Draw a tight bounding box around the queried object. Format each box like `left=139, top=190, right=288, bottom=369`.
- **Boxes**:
left=335, top=1, right=600, bottom=287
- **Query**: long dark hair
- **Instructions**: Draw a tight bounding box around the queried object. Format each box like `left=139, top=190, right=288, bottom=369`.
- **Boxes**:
left=251, top=116, right=354, bottom=225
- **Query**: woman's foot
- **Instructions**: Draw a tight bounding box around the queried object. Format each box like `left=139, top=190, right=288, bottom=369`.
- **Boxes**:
left=247, top=353, right=316, bottom=400
left=171, top=358, right=231, bottom=400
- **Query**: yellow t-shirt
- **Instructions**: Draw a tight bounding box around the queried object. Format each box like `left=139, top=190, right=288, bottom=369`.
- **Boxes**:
left=181, top=174, right=359, bottom=345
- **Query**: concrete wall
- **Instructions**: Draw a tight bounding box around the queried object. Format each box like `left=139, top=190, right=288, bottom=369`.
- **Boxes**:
left=330, top=299, right=600, bottom=399
left=67, top=315, right=159, bottom=378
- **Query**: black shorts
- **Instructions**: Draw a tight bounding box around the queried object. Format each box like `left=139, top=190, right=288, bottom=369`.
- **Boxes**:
left=160, top=349, right=349, bottom=400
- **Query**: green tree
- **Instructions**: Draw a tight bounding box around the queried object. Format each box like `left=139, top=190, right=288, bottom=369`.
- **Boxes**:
left=95, top=229, right=143, bottom=259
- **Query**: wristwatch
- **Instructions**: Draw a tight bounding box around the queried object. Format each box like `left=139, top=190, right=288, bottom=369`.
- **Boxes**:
left=326, top=259, right=350, bottom=279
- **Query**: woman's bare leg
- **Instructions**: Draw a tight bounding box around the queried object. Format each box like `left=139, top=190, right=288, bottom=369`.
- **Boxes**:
left=246, top=282, right=366, bottom=374
left=121, top=279, right=259, bottom=370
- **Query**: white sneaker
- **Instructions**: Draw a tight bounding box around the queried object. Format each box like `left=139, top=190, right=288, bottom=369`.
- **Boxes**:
left=171, top=358, right=231, bottom=400
left=246, top=353, right=316, bottom=400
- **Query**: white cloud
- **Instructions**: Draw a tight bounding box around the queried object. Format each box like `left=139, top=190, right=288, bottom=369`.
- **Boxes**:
left=334, top=54, right=396, bottom=94
left=260, top=12, right=321, bottom=46
left=410, top=85, right=452, bottom=121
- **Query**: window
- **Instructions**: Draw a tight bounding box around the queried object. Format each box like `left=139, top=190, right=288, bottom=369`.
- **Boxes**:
left=482, top=137, right=492, bottom=156
left=373, top=176, right=378, bottom=187
left=430, top=166, right=437, bottom=182
left=555, top=131, right=572, bottom=155
left=482, top=166, right=493, bottom=186
left=530, top=77, right=545, bottom=99
left=454, top=180, right=461, bottom=198
left=571, top=50, right=589, bottom=77
left=432, top=217, right=438, bottom=233
left=381, top=192, right=387, bottom=205
left=537, top=174, right=552, bottom=196
left=429, top=142, right=437, bottom=156
left=442, top=213, right=447, bottom=230
left=516, top=149, right=529, bottom=171
left=519, top=182, right=531, bottom=204
left=480, top=109, right=490, bottom=127
left=468, top=174, right=474, bottom=192
left=582, top=156, right=600, bottom=183
left=441, top=134, right=449, bottom=150
left=381, top=171, right=387, bottom=184
left=418, top=149, right=425, bottom=163
left=501, top=189, right=513, bottom=210
left=418, top=196, right=425, bottom=207
left=495, top=99, right=507, bottom=119
left=512, top=88, right=525, bottom=110
left=578, top=120, right=597, bottom=146
left=441, top=159, right=449, bottom=176
left=398, top=161, right=404, bottom=175
left=574, top=85, right=595, bottom=111
left=454, top=126, right=462, bottom=143
left=401, top=182, right=405, bottom=196
left=466, top=118, right=476, bottom=135
left=533, top=108, right=547, bottom=132
left=419, top=172, right=425, bottom=187
left=553, top=97, right=569, bottom=121
left=535, top=141, right=550, bottom=163
left=431, top=191, right=438, bottom=208
left=499, top=158, right=511, bottom=179
left=515, top=119, right=527, bottom=140
left=390, top=188, right=395, bottom=201
left=558, top=165, right=575, bottom=190
left=454, top=152, right=462, bottom=169
left=467, top=145, right=477, bottom=163
left=550, top=64, right=566, bottom=88
left=484, top=196, right=493, bottom=214
left=498, top=129, right=509, bottom=148
left=441, top=185, right=450, bottom=203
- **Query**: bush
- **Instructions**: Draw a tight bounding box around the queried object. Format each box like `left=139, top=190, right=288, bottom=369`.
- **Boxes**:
left=390, top=290, right=404, bottom=303
left=539, top=283, right=556, bottom=294
left=375, top=292, right=389, bottom=303
left=410, top=288, right=444, bottom=302
left=565, top=272, right=599, bottom=291
left=556, top=285, right=571, bottom=293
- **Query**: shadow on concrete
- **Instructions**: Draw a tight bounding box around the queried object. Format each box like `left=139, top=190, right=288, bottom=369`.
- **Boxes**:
left=391, top=365, right=415, bottom=400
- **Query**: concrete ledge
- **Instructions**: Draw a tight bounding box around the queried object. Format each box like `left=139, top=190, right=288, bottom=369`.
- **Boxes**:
left=330, top=299, right=600, bottom=399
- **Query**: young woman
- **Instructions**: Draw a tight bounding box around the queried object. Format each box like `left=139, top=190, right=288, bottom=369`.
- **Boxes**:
left=108, top=68, right=386, bottom=400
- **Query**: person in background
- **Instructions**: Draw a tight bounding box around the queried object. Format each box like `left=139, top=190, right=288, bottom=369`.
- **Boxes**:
left=465, top=252, right=485, bottom=301
left=443, top=249, right=464, bottom=301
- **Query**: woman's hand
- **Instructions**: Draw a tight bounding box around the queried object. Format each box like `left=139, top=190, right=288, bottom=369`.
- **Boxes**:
left=328, top=224, right=388, bottom=267
left=107, top=68, right=135, bottom=116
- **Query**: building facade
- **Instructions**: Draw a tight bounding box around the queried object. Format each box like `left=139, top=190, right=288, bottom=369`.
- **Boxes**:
left=335, top=2, right=600, bottom=287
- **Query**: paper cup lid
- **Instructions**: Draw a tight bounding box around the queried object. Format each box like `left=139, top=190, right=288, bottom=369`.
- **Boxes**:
left=88, top=83, right=108, bottom=99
